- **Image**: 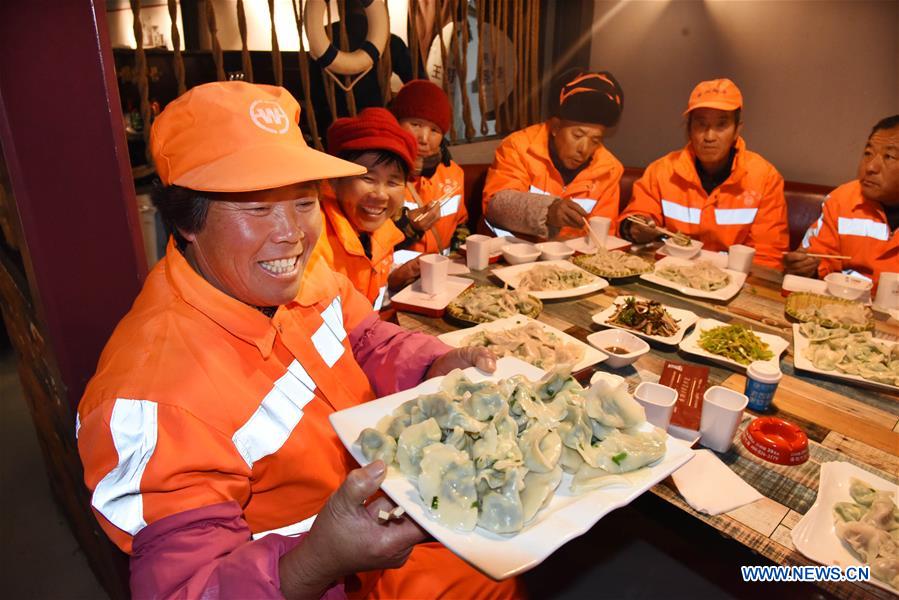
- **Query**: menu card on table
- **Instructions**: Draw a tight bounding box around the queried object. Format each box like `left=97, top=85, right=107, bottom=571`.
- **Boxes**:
left=660, top=361, right=709, bottom=431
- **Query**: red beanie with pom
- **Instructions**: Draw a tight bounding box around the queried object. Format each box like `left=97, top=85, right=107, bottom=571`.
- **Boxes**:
left=389, top=79, right=452, bottom=135
left=326, top=107, right=418, bottom=172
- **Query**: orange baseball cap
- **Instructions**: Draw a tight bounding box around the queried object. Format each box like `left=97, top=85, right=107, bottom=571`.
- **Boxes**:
left=150, top=81, right=364, bottom=192
left=684, top=78, right=743, bottom=115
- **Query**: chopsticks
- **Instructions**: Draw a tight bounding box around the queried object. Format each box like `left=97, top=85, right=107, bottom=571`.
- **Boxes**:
left=411, top=183, right=461, bottom=223
left=582, top=217, right=604, bottom=249
left=625, top=215, right=691, bottom=244
left=782, top=251, right=852, bottom=260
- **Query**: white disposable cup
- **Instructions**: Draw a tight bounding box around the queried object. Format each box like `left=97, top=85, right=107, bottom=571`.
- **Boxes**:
left=465, top=234, right=492, bottom=271
left=874, top=272, right=899, bottom=310
left=589, top=216, right=611, bottom=248
left=634, top=382, right=678, bottom=430
left=699, top=386, right=748, bottom=453
left=727, top=244, right=756, bottom=273
left=419, top=254, right=449, bottom=295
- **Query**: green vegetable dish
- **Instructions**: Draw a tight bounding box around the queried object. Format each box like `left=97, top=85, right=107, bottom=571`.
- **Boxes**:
left=698, top=324, right=773, bottom=365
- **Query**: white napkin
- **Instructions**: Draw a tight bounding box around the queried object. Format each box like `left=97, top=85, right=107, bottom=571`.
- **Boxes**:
left=671, top=449, right=764, bottom=515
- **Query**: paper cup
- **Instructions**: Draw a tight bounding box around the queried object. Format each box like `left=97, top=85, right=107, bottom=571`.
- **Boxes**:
left=874, top=272, right=899, bottom=310
left=699, top=386, right=748, bottom=453
left=419, top=254, right=449, bottom=295
left=634, top=382, right=678, bottom=430
left=465, top=234, right=492, bottom=271
left=727, top=244, right=756, bottom=273
left=589, top=216, right=611, bottom=248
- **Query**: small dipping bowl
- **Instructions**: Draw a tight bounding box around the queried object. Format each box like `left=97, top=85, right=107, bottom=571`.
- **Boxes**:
left=633, top=381, right=678, bottom=430
left=740, top=417, right=809, bottom=466
left=824, top=272, right=873, bottom=301
left=664, top=238, right=703, bottom=259
left=502, top=243, right=540, bottom=265
left=586, top=329, right=650, bottom=369
left=535, top=241, right=575, bottom=261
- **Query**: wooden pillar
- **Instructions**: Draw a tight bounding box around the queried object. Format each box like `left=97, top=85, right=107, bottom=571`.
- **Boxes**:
left=0, top=0, right=148, bottom=597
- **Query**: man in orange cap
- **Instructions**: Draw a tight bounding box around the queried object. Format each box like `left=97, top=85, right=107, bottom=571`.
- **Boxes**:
left=390, top=79, right=469, bottom=256
left=76, top=81, right=520, bottom=599
left=482, top=70, right=625, bottom=240
left=315, top=107, right=421, bottom=308
left=618, top=79, right=788, bottom=268
left=785, top=115, right=899, bottom=286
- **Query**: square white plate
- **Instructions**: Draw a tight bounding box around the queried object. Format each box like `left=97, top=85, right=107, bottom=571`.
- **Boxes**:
left=791, top=461, right=898, bottom=595
left=329, top=357, right=695, bottom=580
left=565, top=235, right=631, bottom=254
left=391, top=276, right=473, bottom=312
left=437, top=314, right=607, bottom=372
left=641, top=256, right=747, bottom=301
left=678, top=318, right=788, bottom=372
left=492, top=260, right=609, bottom=299
left=592, top=296, right=699, bottom=346
left=792, top=324, right=899, bottom=393
left=655, top=247, right=729, bottom=269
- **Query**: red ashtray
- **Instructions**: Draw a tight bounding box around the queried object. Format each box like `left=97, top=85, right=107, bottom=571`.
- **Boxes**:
left=741, top=417, right=809, bottom=465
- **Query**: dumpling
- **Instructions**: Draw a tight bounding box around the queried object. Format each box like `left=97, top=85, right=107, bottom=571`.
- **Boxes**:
left=510, top=381, right=568, bottom=427
left=871, top=555, right=899, bottom=589
left=518, top=424, right=562, bottom=473
left=478, top=477, right=525, bottom=534
left=355, top=428, right=397, bottom=464
left=536, top=369, right=582, bottom=402
left=579, top=428, right=666, bottom=473
left=836, top=520, right=891, bottom=562
left=396, top=418, right=442, bottom=476
left=833, top=501, right=867, bottom=523
left=463, top=388, right=506, bottom=421
left=559, top=445, right=585, bottom=474
left=569, top=463, right=629, bottom=494
left=849, top=478, right=882, bottom=507
left=439, top=369, right=492, bottom=398
left=417, top=443, right=478, bottom=531
left=520, top=465, right=563, bottom=522
left=862, top=492, right=899, bottom=531
left=556, top=403, right=592, bottom=451
left=442, top=426, right=471, bottom=454
left=472, top=414, right=523, bottom=470
left=584, top=374, right=646, bottom=429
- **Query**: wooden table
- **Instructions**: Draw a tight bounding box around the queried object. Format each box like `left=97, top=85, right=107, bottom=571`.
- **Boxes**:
left=394, top=254, right=899, bottom=600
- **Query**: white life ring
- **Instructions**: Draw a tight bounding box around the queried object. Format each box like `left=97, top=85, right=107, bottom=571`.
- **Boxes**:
left=304, top=0, right=389, bottom=76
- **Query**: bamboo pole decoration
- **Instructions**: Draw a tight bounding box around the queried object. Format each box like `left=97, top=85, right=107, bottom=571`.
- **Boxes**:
left=457, top=1, right=475, bottom=140
left=335, top=0, right=358, bottom=116
left=292, top=0, right=323, bottom=149
left=167, top=0, right=186, bottom=95
left=498, top=0, right=510, bottom=133
left=205, top=0, right=226, bottom=81
left=322, top=2, right=339, bottom=122
left=408, top=0, right=419, bottom=79
left=530, top=0, right=540, bottom=123
left=434, top=0, right=449, bottom=98
left=268, top=0, right=283, bottom=87
left=237, top=0, right=254, bottom=82
left=476, top=0, right=488, bottom=135
left=490, top=0, right=502, bottom=134
left=378, top=0, right=393, bottom=106
left=521, top=0, right=530, bottom=128
left=511, top=0, right=521, bottom=129
left=129, top=0, right=153, bottom=165
left=443, top=0, right=459, bottom=143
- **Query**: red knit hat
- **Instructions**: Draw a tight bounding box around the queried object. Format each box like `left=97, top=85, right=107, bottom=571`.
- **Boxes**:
left=326, top=107, right=418, bottom=173
left=389, top=79, right=452, bottom=135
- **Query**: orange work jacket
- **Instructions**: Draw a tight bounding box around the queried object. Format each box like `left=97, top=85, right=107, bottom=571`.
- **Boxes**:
left=315, top=190, right=405, bottom=310
left=403, top=161, right=467, bottom=254
left=802, top=180, right=899, bottom=286
left=77, top=240, right=520, bottom=599
left=482, top=122, right=623, bottom=239
left=617, top=138, right=788, bottom=268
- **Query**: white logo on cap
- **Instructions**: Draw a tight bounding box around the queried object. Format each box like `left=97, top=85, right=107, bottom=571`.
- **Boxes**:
left=249, top=100, right=290, bottom=134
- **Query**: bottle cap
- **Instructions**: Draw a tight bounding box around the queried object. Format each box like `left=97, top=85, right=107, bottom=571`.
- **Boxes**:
left=746, top=361, right=782, bottom=384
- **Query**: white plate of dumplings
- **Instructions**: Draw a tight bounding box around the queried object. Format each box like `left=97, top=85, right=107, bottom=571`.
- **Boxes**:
left=329, top=357, right=694, bottom=580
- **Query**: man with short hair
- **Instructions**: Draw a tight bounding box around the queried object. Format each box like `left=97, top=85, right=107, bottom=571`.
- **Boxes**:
left=785, top=115, right=899, bottom=286
left=619, top=79, right=789, bottom=268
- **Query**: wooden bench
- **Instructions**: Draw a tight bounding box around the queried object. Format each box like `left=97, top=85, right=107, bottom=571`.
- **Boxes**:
left=461, top=163, right=831, bottom=250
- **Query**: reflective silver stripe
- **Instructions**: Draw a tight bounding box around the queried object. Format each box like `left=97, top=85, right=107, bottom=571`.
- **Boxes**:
left=373, top=285, right=388, bottom=311
left=403, top=201, right=418, bottom=210
left=572, top=198, right=597, bottom=213
left=528, top=185, right=549, bottom=195
left=484, top=220, right=515, bottom=238
left=801, top=216, right=824, bottom=248
left=439, top=194, right=461, bottom=217
left=837, top=217, right=889, bottom=241
left=252, top=513, right=318, bottom=540
left=232, top=361, right=316, bottom=469
left=75, top=412, right=81, bottom=440
left=92, top=399, right=158, bottom=536
left=393, top=249, right=421, bottom=267
left=714, top=208, right=758, bottom=225
left=312, top=298, right=347, bottom=367
left=661, top=199, right=701, bottom=224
